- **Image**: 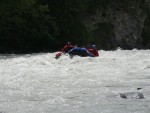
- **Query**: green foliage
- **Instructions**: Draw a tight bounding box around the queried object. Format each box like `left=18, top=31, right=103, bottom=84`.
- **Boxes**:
left=89, top=22, right=114, bottom=49
left=141, top=15, right=150, bottom=48
left=0, top=0, right=150, bottom=53
left=0, top=0, right=57, bottom=53
left=44, top=0, right=89, bottom=43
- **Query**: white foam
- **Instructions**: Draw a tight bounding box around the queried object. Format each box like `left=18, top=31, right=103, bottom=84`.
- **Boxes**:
left=0, top=50, right=150, bottom=113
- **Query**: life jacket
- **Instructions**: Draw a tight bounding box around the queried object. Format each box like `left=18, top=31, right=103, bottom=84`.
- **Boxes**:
left=93, top=49, right=99, bottom=57
left=62, top=44, right=74, bottom=53
left=87, top=48, right=99, bottom=57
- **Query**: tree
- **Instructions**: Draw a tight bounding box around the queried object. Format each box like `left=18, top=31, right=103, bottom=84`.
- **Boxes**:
left=0, top=0, right=58, bottom=53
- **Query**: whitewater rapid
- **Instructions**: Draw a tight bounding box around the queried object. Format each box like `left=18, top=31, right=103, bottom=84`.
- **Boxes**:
left=0, top=49, right=150, bottom=113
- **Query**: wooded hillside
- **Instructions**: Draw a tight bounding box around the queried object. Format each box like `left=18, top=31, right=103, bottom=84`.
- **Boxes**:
left=0, top=0, right=150, bottom=53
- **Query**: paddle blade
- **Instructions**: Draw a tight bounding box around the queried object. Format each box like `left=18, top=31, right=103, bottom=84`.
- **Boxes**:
left=55, top=52, right=63, bottom=59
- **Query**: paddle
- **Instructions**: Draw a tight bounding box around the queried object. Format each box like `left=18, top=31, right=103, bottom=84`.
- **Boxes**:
left=55, top=52, right=63, bottom=59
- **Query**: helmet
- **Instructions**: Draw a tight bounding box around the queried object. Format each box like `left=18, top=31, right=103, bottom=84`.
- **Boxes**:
left=92, top=45, right=96, bottom=49
left=67, top=42, right=71, bottom=44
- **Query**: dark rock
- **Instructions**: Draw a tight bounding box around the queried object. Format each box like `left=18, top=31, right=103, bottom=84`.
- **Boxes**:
left=119, top=92, right=144, bottom=99
left=120, top=93, right=127, bottom=99
left=137, top=88, right=142, bottom=90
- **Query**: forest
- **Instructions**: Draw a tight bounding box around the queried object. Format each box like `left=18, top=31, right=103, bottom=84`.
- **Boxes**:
left=0, top=0, right=150, bottom=53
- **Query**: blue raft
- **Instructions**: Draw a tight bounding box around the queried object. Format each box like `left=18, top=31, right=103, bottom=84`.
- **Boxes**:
left=68, top=47, right=94, bottom=57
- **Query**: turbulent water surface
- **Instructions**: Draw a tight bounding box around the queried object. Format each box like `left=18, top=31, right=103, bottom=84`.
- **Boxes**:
left=0, top=50, right=150, bottom=113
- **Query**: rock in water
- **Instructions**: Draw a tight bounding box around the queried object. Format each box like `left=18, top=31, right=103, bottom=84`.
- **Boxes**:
left=120, top=92, right=144, bottom=99
left=137, top=88, right=142, bottom=90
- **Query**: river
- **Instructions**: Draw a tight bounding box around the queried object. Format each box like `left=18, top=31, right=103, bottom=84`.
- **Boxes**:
left=0, top=49, right=150, bottom=113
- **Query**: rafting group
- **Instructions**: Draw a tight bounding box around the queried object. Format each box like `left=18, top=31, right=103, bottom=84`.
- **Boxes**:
left=55, top=42, right=99, bottom=59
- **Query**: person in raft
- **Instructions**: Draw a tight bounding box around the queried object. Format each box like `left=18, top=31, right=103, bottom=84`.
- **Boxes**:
left=62, top=42, right=74, bottom=53
left=55, top=42, right=74, bottom=59
left=87, top=45, right=99, bottom=57
left=68, top=45, right=94, bottom=57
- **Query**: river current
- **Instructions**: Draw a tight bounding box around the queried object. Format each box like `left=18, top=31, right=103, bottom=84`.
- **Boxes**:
left=0, top=49, right=150, bottom=113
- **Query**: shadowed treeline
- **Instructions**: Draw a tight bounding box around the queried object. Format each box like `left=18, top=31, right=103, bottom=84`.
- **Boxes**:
left=0, top=0, right=150, bottom=53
